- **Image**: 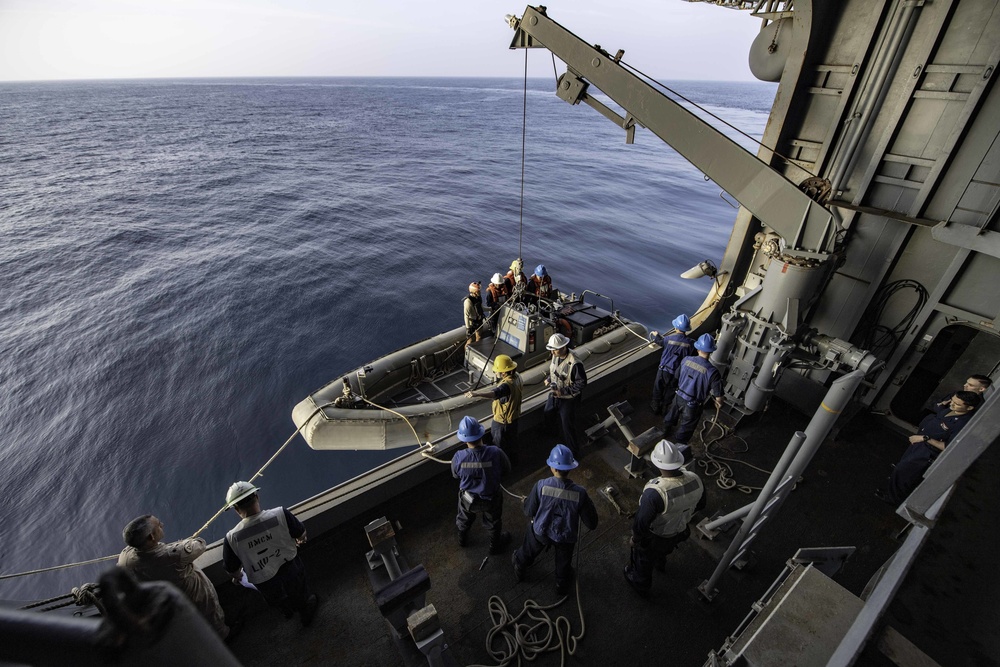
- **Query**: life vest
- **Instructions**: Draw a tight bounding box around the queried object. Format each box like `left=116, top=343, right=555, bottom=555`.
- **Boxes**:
left=486, top=283, right=508, bottom=309
left=532, top=477, right=588, bottom=543
left=549, top=351, right=582, bottom=398
left=505, top=270, right=528, bottom=294
left=225, top=507, right=299, bottom=585
left=465, top=294, right=485, bottom=327
left=645, top=472, right=703, bottom=537
left=492, top=373, right=523, bottom=424
left=529, top=274, right=552, bottom=298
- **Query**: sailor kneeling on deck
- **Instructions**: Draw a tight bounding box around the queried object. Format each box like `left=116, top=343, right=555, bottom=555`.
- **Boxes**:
left=451, top=415, right=512, bottom=554
left=465, top=354, right=523, bottom=462
left=222, top=482, right=318, bottom=626
left=512, top=445, right=598, bottom=596
left=624, top=440, right=705, bottom=596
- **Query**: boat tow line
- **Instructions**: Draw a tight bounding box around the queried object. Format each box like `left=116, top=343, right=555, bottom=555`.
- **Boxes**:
left=2, top=398, right=342, bottom=592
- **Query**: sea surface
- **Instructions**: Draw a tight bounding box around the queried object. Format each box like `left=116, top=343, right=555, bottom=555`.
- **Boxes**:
left=0, top=76, right=774, bottom=600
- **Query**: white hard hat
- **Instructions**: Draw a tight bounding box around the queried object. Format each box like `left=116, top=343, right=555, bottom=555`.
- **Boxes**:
left=491, top=273, right=504, bottom=285
left=225, top=481, right=260, bottom=509
left=650, top=440, right=683, bottom=470
left=546, top=333, right=570, bottom=350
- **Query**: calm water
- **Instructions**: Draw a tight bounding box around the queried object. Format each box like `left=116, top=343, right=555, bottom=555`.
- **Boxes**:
left=0, top=76, right=774, bottom=599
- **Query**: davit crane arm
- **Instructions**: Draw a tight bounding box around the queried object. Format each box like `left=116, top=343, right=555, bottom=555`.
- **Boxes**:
left=507, top=5, right=836, bottom=254
left=507, top=6, right=879, bottom=419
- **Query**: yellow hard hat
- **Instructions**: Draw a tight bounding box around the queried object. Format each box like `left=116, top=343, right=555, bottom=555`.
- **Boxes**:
left=493, top=354, right=517, bottom=373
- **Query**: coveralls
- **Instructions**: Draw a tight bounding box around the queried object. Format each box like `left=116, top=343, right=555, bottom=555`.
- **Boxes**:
left=513, top=476, right=599, bottom=593
left=650, top=332, right=696, bottom=413
left=624, top=472, right=705, bottom=592
left=545, top=351, right=587, bottom=455
left=887, top=405, right=974, bottom=503
left=663, top=355, right=723, bottom=444
left=464, top=293, right=485, bottom=340
left=223, top=507, right=312, bottom=619
left=452, top=444, right=512, bottom=544
left=118, top=537, right=228, bottom=638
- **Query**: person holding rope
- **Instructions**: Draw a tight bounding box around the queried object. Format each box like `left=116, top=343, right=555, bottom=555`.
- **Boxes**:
left=466, top=354, right=523, bottom=463
left=465, top=281, right=486, bottom=343
left=648, top=314, right=696, bottom=415
left=452, top=415, right=513, bottom=554
left=118, top=515, right=235, bottom=640
left=511, top=444, right=598, bottom=596
left=504, top=258, right=529, bottom=301
left=222, top=482, right=318, bottom=627
left=623, top=440, right=705, bottom=597
left=662, top=333, right=723, bottom=446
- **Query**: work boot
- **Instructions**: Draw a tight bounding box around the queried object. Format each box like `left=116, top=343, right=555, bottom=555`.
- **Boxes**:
left=458, top=528, right=469, bottom=547
left=511, top=552, right=524, bottom=582
left=489, top=531, right=511, bottom=555
left=300, top=594, right=319, bottom=627
left=555, top=567, right=575, bottom=596
left=623, top=566, right=650, bottom=598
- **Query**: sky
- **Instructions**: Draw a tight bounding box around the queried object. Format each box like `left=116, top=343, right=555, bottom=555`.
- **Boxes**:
left=0, top=0, right=762, bottom=82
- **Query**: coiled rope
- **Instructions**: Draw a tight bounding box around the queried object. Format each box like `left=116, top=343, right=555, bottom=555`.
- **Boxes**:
left=693, top=407, right=771, bottom=494
left=467, top=519, right=590, bottom=667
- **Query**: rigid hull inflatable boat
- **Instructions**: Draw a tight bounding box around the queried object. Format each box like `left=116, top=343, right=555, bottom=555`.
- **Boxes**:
left=291, top=289, right=653, bottom=450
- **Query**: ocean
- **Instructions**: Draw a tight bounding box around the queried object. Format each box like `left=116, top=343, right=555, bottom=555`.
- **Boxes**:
left=0, top=76, right=774, bottom=600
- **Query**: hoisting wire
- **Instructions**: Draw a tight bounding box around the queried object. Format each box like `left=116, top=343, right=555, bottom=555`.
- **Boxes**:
left=518, top=47, right=528, bottom=259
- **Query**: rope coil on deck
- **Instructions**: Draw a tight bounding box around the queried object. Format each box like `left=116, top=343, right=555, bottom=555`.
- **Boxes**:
left=694, top=410, right=772, bottom=494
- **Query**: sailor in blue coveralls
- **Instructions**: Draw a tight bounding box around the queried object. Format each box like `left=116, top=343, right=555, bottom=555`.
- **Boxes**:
left=623, top=440, right=705, bottom=596
left=649, top=314, right=696, bottom=415
left=662, top=333, right=724, bottom=444
left=877, top=391, right=982, bottom=505
left=511, top=444, right=598, bottom=595
left=452, top=415, right=512, bottom=553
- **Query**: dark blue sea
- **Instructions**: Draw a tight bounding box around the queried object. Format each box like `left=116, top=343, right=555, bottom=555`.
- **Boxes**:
left=0, top=77, right=774, bottom=599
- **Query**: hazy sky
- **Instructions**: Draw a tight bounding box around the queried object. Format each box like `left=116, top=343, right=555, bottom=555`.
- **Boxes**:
left=0, top=1, right=763, bottom=82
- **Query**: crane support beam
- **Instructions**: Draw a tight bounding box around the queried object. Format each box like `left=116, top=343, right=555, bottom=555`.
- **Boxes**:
left=509, top=6, right=836, bottom=252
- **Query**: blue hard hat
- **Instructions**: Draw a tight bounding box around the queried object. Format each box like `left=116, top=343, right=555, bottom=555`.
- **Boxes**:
left=694, top=333, right=717, bottom=352
left=672, top=314, right=692, bottom=332
left=534, top=264, right=547, bottom=277
left=546, top=444, right=578, bottom=471
left=457, top=415, right=485, bottom=442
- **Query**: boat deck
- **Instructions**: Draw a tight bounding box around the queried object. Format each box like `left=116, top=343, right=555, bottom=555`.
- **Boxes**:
left=390, top=366, right=472, bottom=407
left=220, top=377, right=997, bottom=666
